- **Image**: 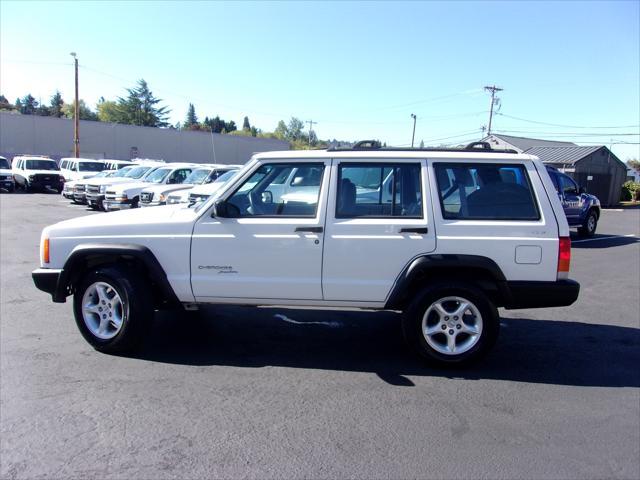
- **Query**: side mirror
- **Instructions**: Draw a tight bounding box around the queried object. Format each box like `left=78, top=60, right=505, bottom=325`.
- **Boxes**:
left=578, top=186, right=586, bottom=194
left=292, top=176, right=304, bottom=186
left=261, top=191, right=273, bottom=204
left=212, top=200, right=240, bottom=218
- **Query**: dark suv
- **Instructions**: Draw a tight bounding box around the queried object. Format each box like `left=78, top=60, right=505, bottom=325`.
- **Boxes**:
left=546, top=166, right=600, bottom=237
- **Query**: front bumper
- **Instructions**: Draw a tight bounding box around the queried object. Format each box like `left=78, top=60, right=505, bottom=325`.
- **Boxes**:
left=73, top=193, right=87, bottom=203
left=32, top=268, right=65, bottom=302
left=104, top=199, right=133, bottom=211
left=503, top=279, right=580, bottom=309
left=0, top=180, right=14, bottom=191
left=140, top=201, right=166, bottom=207
left=30, top=180, right=63, bottom=190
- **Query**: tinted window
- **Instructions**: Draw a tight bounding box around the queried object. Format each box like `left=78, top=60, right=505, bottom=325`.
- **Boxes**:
left=0, top=158, right=9, bottom=169
left=226, top=163, right=324, bottom=217
left=78, top=162, right=105, bottom=172
left=337, top=163, right=422, bottom=218
left=25, top=160, right=59, bottom=171
left=559, top=174, right=578, bottom=195
left=434, top=163, right=539, bottom=220
left=168, top=168, right=192, bottom=183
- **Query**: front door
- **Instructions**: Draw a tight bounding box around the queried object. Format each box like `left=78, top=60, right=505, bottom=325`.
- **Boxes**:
left=190, top=160, right=330, bottom=302
left=322, top=159, right=436, bottom=302
left=558, top=173, right=583, bottom=222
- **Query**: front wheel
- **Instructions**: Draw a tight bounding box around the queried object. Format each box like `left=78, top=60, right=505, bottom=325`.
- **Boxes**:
left=402, top=282, right=499, bottom=366
left=73, top=266, right=152, bottom=353
left=578, top=210, right=598, bottom=237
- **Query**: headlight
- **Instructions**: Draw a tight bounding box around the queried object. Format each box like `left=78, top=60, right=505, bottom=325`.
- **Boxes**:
left=100, top=185, right=107, bottom=193
left=159, top=194, right=166, bottom=203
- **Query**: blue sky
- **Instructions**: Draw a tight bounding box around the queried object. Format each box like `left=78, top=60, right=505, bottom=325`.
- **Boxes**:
left=1, top=1, right=638, bottom=160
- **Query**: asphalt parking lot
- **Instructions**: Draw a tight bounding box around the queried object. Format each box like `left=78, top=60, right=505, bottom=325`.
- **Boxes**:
left=1, top=192, right=639, bottom=479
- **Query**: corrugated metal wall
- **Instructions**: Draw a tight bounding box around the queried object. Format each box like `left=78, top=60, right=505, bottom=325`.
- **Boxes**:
left=0, top=112, right=289, bottom=164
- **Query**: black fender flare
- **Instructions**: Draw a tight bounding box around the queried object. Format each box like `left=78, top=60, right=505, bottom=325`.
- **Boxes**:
left=53, top=243, right=179, bottom=306
left=384, top=254, right=509, bottom=310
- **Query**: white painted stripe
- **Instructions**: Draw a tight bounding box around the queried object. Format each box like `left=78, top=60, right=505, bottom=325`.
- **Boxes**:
left=602, top=209, right=624, bottom=212
left=253, top=234, right=300, bottom=239
left=572, top=234, right=637, bottom=243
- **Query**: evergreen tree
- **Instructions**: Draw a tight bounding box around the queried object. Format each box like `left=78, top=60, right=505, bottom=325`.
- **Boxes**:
left=286, top=117, right=305, bottom=141
left=19, top=94, right=38, bottom=114
left=49, top=90, right=64, bottom=118
left=96, top=97, right=120, bottom=123
left=274, top=120, right=288, bottom=140
left=116, top=79, right=170, bottom=127
left=242, top=116, right=251, bottom=131
left=225, top=120, right=237, bottom=132
left=184, top=103, right=198, bottom=128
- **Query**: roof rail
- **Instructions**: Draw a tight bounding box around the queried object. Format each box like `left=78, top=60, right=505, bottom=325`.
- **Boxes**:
left=327, top=140, right=518, bottom=154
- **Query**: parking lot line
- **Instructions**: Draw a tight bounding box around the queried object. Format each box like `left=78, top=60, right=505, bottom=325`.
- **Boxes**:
left=572, top=234, right=637, bottom=243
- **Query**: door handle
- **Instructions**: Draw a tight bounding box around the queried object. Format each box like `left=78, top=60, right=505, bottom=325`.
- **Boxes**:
left=295, top=226, right=323, bottom=233
left=399, top=227, right=429, bottom=234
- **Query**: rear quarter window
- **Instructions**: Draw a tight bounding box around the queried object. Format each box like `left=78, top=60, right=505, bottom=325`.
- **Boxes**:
left=434, top=163, right=540, bottom=220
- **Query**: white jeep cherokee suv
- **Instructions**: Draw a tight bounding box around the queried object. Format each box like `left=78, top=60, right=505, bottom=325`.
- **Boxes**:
left=33, top=142, right=580, bottom=365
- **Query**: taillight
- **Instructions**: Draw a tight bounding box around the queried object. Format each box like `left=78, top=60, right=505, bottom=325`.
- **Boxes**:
left=43, top=238, right=50, bottom=264
left=557, top=236, right=571, bottom=279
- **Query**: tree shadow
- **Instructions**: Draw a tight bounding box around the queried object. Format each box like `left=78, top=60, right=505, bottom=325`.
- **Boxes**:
left=130, top=306, right=640, bottom=389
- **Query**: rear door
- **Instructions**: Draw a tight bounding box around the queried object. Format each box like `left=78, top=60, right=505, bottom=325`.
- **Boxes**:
left=322, top=159, right=435, bottom=302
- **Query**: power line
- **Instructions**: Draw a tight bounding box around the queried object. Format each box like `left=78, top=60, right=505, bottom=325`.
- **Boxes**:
left=496, top=113, right=639, bottom=129
left=493, top=130, right=639, bottom=137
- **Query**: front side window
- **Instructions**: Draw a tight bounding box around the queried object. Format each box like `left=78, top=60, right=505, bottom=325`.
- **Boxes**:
left=226, top=162, right=324, bottom=217
left=168, top=168, right=192, bottom=184
left=126, top=166, right=152, bottom=179
left=185, top=168, right=212, bottom=184
left=0, top=158, right=9, bottom=169
left=336, top=163, right=422, bottom=218
left=434, top=163, right=539, bottom=220
left=25, top=160, right=59, bottom=171
left=559, top=174, right=578, bottom=195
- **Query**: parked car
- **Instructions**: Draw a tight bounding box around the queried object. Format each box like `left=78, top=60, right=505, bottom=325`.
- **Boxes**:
left=177, top=169, right=241, bottom=205
left=0, top=156, right=15, bottom=192
left=102, top=159, right=136, bottom=171
left=85, top=164, right=160, bottom=211
left=141, top=164, right=240, bottom=207
left=12, top=156, right=64, bottom=192
left=546, top=166, right=601, bottom=237
left=32, top=142, right=580, bottom=366
left=71, top=170, right=119, bottom=204
left=59, top=158, right=106, bottom=182
left=104, top=163, right=198, bottom=210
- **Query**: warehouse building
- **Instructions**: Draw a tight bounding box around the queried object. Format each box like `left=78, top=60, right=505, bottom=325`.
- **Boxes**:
left=482, top=134, right=627, bottom=206
left=0, top=112, right=289, bottom=165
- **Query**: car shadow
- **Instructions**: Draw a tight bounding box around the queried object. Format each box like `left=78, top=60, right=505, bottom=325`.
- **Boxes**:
left=130, top=306, right=640, bottom=388
left=571, top=233, right=639, bottom=249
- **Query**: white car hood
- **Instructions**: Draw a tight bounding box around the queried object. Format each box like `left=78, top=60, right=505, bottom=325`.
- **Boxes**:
left=0, top=169, right=12, bottom=176
left=21, top=169, right=62, bottom=176
left=87, top=177, right=138, bottom=186
left=108, top=181, right=150, bottom=193
left=142, top=183, right=194, bottom=195
left=190, top=182, right=226, bottom=196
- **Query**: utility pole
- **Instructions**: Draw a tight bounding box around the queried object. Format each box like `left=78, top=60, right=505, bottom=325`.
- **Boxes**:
left=70, top=52, right=79, bottom=157
left=411, top=113, right=417, bottom=147
left=306, top=120, right=316, bottom=146
left=484, top=85, right=503, bottom=136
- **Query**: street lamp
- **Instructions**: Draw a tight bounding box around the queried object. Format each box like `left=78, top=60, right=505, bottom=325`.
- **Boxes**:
left=411, top=113, right=417, bottom=148
left=70, top=52, right=79, bottom=157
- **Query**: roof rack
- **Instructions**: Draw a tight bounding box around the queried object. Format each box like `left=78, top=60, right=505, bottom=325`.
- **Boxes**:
left=327, top=140, right=518, bottom=154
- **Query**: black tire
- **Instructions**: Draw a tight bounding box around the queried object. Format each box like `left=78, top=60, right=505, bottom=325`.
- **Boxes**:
left=73, top=266, right=153, bottom=354
left=131, top=197, right=140, bottom=209
left=24, top=183, right=31, bottom=193
left=402, top=282, right=499, bottom=367
left=577, top=209, right=598, bottom=237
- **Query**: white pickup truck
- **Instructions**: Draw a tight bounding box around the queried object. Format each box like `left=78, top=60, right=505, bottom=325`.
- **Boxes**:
left=33, top=142, right=580, bottom=366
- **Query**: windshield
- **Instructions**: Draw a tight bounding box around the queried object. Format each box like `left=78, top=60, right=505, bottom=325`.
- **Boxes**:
left=183, top=168, right=212, bottom=184
left=78, top=162, right=105, bottom=172
left=212, top=169, right=237, bottom=185
left=112, top=166, right=134, bottom=177
left=0, top=158, right=9, bottom=169
left=25, top=159, right=59, bottom=171
left=144, top=168, right=171, bottom=184
left=206, top=168, right=235, bottom=183
left=124, top=166, right=152, bottom=178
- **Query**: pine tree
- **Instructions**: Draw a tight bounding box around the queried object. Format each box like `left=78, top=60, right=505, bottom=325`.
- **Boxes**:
left=184, top=103, right=198, bottom=128
left=19, top=94, right=38, bottom=114
left=116, top=79, right=170, bottom=127
left=49, top=90, right=64, bottom=118
left=242, top=116, right=251, bottom=131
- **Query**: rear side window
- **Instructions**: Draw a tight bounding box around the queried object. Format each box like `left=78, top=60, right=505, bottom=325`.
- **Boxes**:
left=434, top=163, right=539, bottom=220
left=336, top=163, right=422, bottom=218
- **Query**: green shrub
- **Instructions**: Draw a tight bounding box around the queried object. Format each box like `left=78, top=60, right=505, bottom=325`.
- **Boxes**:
left=621, top=181, right=640, bottom=201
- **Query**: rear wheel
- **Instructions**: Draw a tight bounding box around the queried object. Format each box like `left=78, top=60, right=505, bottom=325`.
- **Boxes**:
left=402, top=282, right=499, bottom=366
left=578, top=210, right=597, bottom=237
left=73, top=266, right=152, bottom=353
